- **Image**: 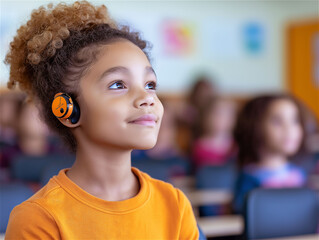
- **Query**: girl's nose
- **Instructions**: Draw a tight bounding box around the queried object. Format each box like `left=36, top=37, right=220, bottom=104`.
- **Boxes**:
left=133, top=90, right=155, bottom=108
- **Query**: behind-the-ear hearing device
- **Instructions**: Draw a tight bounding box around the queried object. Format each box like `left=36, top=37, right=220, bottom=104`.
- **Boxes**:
left=51, top=93, right=80, bottom=124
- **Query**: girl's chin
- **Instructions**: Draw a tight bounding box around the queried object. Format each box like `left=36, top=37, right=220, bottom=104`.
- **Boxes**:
left=131, top=141, right=157, bottom=150
left=133, top=144, right=156, bottom=150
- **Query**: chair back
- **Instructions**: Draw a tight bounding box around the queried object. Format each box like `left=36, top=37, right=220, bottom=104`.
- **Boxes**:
left=244, top=188, right=319, bottom=239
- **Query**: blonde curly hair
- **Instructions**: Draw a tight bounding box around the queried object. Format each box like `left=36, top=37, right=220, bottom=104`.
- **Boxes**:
left=4, top=1, right=150, bottom=152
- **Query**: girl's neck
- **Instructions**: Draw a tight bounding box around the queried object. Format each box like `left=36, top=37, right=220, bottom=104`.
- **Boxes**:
left=258, top=150, right=288, bottom=170
left=66, top=139, right=139, bottom=202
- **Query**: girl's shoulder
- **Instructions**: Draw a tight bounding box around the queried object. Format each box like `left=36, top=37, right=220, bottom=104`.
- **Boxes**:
left=285, top=162, right=307, bottom=180
left=285, top=162, right=306, bottom=176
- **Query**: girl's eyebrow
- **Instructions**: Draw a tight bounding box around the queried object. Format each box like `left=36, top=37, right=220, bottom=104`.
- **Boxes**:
left=146, top=66, right=157, bottom=77
left=98, top=66, right=157, bottom=81
left=98, top=66, right=129, bottom=81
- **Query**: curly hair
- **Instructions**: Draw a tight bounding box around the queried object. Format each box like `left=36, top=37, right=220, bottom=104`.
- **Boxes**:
left=234, top=94, right=307, bottom=168
left=4, top=1, right=151, bottom=152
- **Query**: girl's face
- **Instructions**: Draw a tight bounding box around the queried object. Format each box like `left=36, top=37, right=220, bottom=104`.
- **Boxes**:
left=262, top=99, right=303, bottom=156
left=18, top=103, right=49, bottom=154
left=74, top=40, right=164, bottom=150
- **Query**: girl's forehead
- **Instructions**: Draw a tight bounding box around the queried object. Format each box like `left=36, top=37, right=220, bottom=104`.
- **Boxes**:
left=269, top=99, right=297, bottom=112
left=79, top=42, right=155, bottom=87
left=91, top=41, right=151, bottom=71
left=99, top=40, right=147, bottom=58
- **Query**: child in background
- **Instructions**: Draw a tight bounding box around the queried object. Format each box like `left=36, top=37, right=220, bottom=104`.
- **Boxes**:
left=16, top=102, right=50, bottom=156
left=176, top=75, right=215, bottom=154
left=0, top=101, right=55, bottom=184
left=233, top=94, right=307, bottom=214
left=4, top=1, right=199, bottom=239
left=0, top=92, right=23, bottom=182
left=0, top=92, right=24, bottom=146
left=182, top=76, right=216, bottom=126
left=192, top=96, right=237, bottom=169
left=1, top=102, right=52, bottom=168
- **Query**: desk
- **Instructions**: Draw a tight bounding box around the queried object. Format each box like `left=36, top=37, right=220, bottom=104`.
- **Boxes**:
left=186, top=189, right=233, bottom=206
left=0, top=234, right=4, bottom=240
left=197, top=215, right=244, bottom=237
left=259, top=234, right=319, bottom=240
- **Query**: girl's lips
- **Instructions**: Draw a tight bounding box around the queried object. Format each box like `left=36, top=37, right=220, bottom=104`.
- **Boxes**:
left=128, top=114, right=157, bottom=126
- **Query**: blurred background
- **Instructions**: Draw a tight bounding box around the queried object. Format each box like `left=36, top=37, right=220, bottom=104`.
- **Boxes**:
left=0, top=0, right=318, bottom=239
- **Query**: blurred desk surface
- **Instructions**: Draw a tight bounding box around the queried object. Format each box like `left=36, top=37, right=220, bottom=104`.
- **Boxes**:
left=197, top=215, right=244, bottom=237
left=186, top=189, right=233, bottom=206
left=259, top=234, right=319, bottom=240
left=0, top=234, right=4, bottom=240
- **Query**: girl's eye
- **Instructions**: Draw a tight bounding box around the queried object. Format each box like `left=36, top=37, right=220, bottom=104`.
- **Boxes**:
left=109, top=81, right=126, bottom=90
left=145, top=81, right=157, bottom=90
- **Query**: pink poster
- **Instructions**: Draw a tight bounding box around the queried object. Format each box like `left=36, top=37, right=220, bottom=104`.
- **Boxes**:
left=161, top=19, right=195, bottom=56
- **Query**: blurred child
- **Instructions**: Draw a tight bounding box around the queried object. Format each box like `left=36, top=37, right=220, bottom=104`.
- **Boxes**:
left=233, top=94, right=307, bottom=214
left=16, top=102, right=50, bottom=155
left=0, top=92, right=24, bottom=146
left=176, top=75, right=215, bottom=154
left=192, top=96, right=237, bottom=169
left=1, top=102, right=51, bottom=169
left=182, top=76, right=216, bottom=125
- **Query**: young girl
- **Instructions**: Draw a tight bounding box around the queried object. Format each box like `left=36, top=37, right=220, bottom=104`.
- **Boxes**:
left=233, top=94, right=307, bottom=214
left=192, top=96, right=237, bottom=169
left=4, top=1, right=199, bottom=239
left=176, top=76, right=215, bottom=154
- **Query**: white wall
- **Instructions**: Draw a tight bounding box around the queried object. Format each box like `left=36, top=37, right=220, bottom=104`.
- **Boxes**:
left=1, top=0, right=318, bottom=95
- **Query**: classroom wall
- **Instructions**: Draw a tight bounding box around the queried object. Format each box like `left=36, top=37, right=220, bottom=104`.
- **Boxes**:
left=0, top=0, right=318, bottom=96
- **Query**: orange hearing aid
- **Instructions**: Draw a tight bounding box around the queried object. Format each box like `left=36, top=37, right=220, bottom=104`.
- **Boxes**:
left=51, top=93, right=80, bottom=124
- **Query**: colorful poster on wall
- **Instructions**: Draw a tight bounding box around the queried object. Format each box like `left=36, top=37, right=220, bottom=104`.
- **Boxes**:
left=160, top=19, right=195, bottom=56
left=242, top=22, right=265, bottom=55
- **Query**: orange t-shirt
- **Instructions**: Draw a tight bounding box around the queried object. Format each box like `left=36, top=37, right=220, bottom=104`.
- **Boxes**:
left=5, top=167, right=199, bottom=239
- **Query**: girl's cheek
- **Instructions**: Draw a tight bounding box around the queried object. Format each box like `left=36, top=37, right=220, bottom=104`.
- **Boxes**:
left=294, top=126, right=303, bottom=144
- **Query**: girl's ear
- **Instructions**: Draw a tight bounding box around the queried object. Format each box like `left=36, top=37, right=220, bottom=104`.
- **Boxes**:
left=57, top=117, right=81, bottom=128
left=51, top=93, right=81, bottom=128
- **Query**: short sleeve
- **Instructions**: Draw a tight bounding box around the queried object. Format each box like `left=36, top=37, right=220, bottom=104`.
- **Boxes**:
left=176, top=188, right=199, bottom=240
left=5, top=201, right=60, bottom=240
